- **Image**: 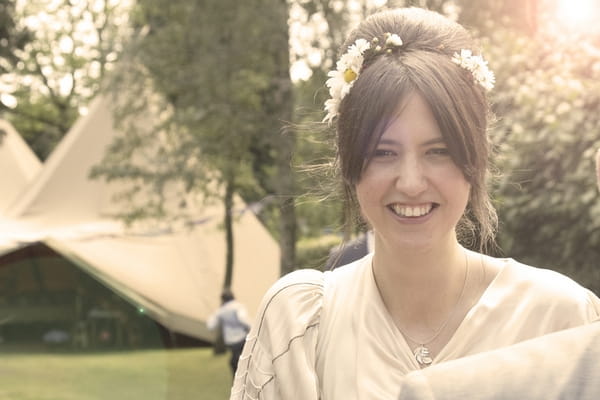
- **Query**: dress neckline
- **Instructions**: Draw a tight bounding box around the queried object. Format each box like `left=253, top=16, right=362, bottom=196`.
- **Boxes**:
left=366, top=254, right=513, bottom=369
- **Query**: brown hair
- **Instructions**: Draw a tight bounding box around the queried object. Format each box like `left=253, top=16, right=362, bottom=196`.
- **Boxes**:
left=333, top=8, right=497, bottom=250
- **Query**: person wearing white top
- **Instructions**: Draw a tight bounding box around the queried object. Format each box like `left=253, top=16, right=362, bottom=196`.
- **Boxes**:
left=207, top=290, right=251, bottom=375
left=229, top=7, right=600, bottom=400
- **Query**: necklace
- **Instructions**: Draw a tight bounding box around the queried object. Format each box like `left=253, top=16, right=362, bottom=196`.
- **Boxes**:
left=401, top=250, right=469, bottom=367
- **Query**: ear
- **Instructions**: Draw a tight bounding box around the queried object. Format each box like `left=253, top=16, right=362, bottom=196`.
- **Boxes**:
left=596, top=148, right=600, bottom=192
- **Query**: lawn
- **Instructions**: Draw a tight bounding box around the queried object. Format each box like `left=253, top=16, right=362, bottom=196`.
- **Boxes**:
left=0, top=347, right=232, bottom=400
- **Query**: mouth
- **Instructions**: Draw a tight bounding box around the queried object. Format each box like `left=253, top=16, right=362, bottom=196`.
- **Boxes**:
left=387, top=203, right=438, bottom=218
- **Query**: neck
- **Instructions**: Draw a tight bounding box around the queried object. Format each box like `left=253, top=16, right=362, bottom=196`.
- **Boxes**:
left=372, top=235, right=467, bottom=321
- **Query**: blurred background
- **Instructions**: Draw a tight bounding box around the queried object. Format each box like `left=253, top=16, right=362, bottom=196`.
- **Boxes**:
left=1, top=0, right=599, bottom=398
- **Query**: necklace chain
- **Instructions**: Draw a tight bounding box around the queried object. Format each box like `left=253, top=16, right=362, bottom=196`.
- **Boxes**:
left=399, top=250, right=470, bottom=366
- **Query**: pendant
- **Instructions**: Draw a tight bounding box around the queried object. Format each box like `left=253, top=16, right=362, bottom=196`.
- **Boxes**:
left=414, top=345, right=433, bottom=366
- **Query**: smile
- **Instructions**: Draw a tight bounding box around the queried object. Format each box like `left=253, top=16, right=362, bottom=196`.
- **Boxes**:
left=388, top=203, right=437, bottom=217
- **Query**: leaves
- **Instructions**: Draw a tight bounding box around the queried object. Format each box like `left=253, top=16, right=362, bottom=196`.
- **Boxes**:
left=1, top=0, right=133, bottom=159
left=482, top=15, right=600, bottom=292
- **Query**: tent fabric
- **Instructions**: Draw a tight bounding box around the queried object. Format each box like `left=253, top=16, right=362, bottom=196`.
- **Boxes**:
left=5, top=95, right=131, bottom=223
left=0, top=120, right=42, bottom=213
left=0, top=96, right=280, bottom=341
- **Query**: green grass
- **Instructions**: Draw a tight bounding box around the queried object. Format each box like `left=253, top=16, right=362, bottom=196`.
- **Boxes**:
left=0, top=347, right=232, bottom=400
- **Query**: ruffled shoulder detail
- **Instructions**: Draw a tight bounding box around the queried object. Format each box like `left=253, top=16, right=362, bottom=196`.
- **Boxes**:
left=230, top=268, right=324, bottom=400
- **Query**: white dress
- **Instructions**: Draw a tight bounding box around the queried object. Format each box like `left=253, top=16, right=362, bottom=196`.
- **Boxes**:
left=230, top=254, right=600, bottom=400
left=396, top=321, right=600, bottom=400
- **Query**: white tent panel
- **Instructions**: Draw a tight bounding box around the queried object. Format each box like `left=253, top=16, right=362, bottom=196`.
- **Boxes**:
left=5, top=97, right=118, bottom=222
left=0, top=120, right=42, bottom=213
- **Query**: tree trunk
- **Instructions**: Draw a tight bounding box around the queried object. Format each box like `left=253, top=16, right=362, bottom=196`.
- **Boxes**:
left=276, top=127, right=297, bottom=276
left=272, top=0, right=297, bottom=276
left=223, top=175, right=235, bottom=289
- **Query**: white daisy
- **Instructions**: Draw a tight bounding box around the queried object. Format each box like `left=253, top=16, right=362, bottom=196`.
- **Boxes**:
left=323, top=33, right=406, bottom=124
left=452, top=49, right=495, bottom=91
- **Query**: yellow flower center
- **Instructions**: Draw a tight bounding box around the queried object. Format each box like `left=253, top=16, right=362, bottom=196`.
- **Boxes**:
left=343, top=68, right=357, bottom=83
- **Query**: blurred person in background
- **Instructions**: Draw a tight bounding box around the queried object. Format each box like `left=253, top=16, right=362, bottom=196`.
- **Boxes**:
left=207, top=289, right=250, bottom=376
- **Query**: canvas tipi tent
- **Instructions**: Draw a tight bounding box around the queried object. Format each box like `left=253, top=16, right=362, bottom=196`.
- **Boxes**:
left=0, top=120, right=42, bottom=213
left=0, top=96, right=280, bottom=342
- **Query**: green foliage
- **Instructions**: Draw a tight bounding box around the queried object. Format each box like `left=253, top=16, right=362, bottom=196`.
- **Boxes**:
left=8, top=0, right=600, bottom=290
left=95, top=0, right=292, bottom=220
left=6, top=93, right=78, bottom=159
left=479, top=16, right=600, bottom=292
left=0, top=0, right=132, bottom=160
left=296, top=234, right=342, bottom=270
left=0, top=0, right=31, bottom=75
left=95, top=0, right=298, bottom=276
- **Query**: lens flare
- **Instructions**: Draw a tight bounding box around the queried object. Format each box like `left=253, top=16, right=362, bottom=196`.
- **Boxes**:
left=556, top=0, right=598, bottom=27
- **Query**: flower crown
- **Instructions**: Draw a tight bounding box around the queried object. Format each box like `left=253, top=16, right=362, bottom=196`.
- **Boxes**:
left=323, top=33, right=495, bottom=125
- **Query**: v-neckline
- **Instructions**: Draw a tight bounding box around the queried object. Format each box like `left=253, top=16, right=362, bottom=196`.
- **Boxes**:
left=367, top=255, right=512, bottom=369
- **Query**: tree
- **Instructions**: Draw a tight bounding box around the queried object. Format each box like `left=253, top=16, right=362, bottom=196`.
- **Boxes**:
left=0, top=0, right=30, bottom=147
left=440, top=1, right=600, bottom=293
left=482, top=14, right=600, bottom=293
left=0, top=0, right=30, bottom=76
left=0, top=0, right=133, bottom=159
left=92, top=0, right=297, bottom=284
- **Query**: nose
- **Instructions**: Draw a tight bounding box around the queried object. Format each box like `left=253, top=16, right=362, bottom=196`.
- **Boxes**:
left=394, top=155, right=427, bottom=196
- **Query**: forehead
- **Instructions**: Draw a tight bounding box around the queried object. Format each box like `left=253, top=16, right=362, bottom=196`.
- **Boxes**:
left=378, top=92, right=442, bottom=143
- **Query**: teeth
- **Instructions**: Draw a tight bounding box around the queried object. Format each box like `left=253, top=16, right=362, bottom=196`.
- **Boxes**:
left=391, top=204, right=433, bottom=217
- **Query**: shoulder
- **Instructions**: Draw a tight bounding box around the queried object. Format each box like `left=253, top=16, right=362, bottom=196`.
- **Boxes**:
left=261, top=268, right=325, bottom=311
left=232, top=270, right=325, bottom=399
left=251, top=259, right=369, bottom=343
left=322, top=254, right=370, bottom=288
left=253, top=268, right=325, bottom=342
left=498, top=258, right=600, bottom=319
left=504, top=259, right=587, bottom=295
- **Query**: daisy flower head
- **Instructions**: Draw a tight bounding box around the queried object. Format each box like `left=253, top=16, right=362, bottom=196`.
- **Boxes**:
left=323, top=34, right=404, bottom=125
left=452, top=49, right=495, bottom=91
left=323, top=39, right=371, bottom=125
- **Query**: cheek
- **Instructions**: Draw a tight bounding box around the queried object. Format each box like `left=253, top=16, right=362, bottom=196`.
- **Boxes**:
left=355, top=178, right=376, bottom=211
left=457, top=179, right=472, bottom=208
left=355, top=182, right=368, bottom=208
left=355, top=184, right=375, bottom=225
left=439, top=167, right=471, bottom=205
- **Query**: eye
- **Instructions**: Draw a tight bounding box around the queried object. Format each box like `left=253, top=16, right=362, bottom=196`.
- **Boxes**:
left=373, top=149, right=396, bottom=158
left=427, top=147, right=450, bottom=156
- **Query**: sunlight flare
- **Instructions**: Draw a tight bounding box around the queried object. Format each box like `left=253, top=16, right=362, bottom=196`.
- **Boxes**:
left=556, top=0, right=598, bottom=27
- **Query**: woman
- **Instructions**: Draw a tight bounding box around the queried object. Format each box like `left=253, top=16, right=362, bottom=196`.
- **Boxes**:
left=230, top=7, right=600, bottom=400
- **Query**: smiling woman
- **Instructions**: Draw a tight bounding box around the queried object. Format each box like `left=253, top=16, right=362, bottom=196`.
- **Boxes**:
left=355, top=93, right=471, bottom=254
left=229, top=7, right=600, bottom=400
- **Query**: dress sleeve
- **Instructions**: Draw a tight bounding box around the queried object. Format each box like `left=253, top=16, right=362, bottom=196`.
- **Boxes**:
left=398, top=322, right=600, bottom=400
left=230, top=268, right=324, bottom=400
left=585, top=289, right=600, bottom=321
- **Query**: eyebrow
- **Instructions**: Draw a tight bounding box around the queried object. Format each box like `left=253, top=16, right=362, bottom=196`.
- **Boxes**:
left=378, top=137, right=446, bottom=146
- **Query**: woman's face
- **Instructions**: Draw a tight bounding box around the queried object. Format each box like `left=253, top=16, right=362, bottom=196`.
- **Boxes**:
left=355, top=92, right=470, bottom=252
